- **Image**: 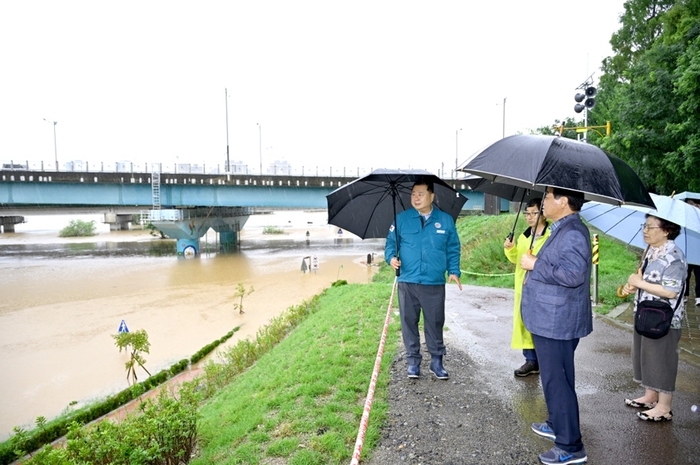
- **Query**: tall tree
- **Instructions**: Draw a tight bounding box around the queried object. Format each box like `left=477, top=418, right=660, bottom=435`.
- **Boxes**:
left=597, top=0, right=700, bottom=194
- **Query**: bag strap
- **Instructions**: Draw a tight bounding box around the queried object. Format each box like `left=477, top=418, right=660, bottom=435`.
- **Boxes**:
left=636, top=281, right=685, bottom=311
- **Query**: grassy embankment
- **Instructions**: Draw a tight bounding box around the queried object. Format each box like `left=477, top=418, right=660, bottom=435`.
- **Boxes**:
left=7, top=213, right=639, bottom=464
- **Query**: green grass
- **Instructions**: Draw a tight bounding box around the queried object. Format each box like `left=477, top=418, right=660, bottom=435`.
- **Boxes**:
left=454, top=213, right=641, bottom=312
left=191, top=283, right=399, bottom=465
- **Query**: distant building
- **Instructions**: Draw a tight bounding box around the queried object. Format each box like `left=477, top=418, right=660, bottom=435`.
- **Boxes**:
left=229, top=161, right=249, bottom=174
left=268, top=160, right=291, bottom=175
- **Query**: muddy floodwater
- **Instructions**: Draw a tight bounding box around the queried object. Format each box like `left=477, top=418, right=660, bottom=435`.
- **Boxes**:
left=0, top=211, right=384, bottom=440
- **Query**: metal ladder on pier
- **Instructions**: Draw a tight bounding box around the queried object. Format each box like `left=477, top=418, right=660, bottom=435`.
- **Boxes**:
left=151, top=171, right=161, bottom=210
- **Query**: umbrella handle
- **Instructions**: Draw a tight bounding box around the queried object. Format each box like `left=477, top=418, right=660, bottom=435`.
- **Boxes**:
left=617, top=248, right=650, bottom=299
left=616, top=285, right=630, bottom=298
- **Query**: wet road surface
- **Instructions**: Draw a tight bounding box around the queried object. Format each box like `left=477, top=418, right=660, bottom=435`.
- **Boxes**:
left=368, top=284, right=700, bottom=465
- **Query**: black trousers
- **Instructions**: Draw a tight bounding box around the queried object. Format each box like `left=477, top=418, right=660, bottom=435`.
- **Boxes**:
left=398, top=282, right=446, bottom=366
left=685, top=264, right=700, bottom=298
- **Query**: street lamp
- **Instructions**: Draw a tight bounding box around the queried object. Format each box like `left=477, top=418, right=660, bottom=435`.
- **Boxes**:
left=502, top=97, right=506, bottom=139
left=455, top=128, right=462, bottom=178
left=224, top=88, right=230, bottom=173
left=43, top=118, right=58, bottom=171
left=257, top=123, right=262, bottom=175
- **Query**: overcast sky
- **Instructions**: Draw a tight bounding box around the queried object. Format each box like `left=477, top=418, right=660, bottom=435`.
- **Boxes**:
left=0, top=0, right=626, bottom=176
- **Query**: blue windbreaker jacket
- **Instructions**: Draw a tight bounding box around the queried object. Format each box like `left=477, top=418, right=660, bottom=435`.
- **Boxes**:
left=384, top=207, right=461, bottom=285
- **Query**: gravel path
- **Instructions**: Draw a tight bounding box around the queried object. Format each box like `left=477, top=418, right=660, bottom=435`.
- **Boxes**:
left=365, top=347, right=544, bottom=465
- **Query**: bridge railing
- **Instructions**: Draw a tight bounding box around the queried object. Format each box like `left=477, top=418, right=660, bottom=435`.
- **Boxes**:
left=1, top=159, right=462, bottom=180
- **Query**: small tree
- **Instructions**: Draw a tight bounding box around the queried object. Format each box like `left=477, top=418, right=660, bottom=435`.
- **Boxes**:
left=232, top=283, right=254, bottom=314
left=145, top=222, right=167, bottom=238
left=112, top=329, right=152, bottom=385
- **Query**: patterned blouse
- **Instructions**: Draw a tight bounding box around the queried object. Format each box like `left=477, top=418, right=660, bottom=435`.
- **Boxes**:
left=635, top=240, right=688, bottom=329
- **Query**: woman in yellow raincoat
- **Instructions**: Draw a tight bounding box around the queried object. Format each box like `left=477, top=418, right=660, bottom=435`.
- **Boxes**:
left=504, top=197, right=550, bottom=377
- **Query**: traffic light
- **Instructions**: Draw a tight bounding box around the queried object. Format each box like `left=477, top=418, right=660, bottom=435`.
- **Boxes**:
left=574, top=86, right=597, bottom=113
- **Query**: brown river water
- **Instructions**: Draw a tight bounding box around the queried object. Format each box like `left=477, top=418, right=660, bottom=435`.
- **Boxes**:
left=0, top=211, right=383, bottom=440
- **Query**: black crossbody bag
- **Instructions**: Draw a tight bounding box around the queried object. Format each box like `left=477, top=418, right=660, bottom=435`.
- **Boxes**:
left=634, top=258, right=685, bottom=340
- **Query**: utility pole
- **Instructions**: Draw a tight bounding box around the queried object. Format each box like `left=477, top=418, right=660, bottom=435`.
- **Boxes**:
left=225, top=88, right=230, bottom=173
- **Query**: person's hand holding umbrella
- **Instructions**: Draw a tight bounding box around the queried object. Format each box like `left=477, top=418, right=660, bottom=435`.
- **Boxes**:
left=622, top=270, right=643, bottom=296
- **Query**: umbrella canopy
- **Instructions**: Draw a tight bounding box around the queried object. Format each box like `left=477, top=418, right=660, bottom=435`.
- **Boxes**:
left=462, top=174, right=545, bottom=242
left=462, top=174, right=544, bottom=202
left=326, top=169, right=467, bottom=239
left=579, top=193, right=700, bottom=265
left=460, top=134, right=655, bottom=208
left=675, top=191, right=700, bottom=202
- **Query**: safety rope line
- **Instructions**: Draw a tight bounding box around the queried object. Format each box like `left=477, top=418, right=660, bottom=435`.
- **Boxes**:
left=350, top=277, right=398, bottom=465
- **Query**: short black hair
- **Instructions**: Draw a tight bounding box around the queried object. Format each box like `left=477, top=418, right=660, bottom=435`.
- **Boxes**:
left=551, top=187, right=585, bottom=212
left=413, top=177, right=434, bottom=193
left=525, top=197, right=542, bottom=210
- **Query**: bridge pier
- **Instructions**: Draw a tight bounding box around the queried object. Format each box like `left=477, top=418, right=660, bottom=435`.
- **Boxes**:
left=177, top=238, right=200, bottom=258
left=104, top=213, right=133, bottom=231
left=0, top=216, right=24, bottom=233
left=143, top=207, right=249, bottom=258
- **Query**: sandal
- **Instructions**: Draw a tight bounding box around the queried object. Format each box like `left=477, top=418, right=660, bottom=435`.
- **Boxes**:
left=624, top=398, right=656, bottom=409
left=637, top=411, right=673, bottom=422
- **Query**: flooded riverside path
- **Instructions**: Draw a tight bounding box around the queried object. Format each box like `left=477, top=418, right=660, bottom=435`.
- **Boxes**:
left=0, top=211, right=383, bottom=440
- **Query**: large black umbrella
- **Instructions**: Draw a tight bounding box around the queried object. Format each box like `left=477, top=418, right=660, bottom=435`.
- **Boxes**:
left=326, top=169, right=467, bottom=239
left=460, top=134, right=655, bottom=208
left=461, top=174, right=545, bottom=241
left=462, top=174, right=543, bottom=202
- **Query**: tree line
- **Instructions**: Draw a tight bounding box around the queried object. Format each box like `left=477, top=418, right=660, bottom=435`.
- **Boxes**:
left=539, top=0, right=700, bottom=195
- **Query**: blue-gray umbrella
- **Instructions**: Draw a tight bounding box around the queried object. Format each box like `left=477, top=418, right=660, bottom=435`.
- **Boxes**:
left=579, top=193, right=700, bottom=265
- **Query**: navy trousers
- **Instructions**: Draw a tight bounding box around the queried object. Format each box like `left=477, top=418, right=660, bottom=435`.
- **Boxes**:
left=532, top=334, right=584, bottom=453
left=398, top=282, right=446, bottom=366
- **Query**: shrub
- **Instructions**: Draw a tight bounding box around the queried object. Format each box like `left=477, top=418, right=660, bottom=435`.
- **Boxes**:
left=262, top=226, right=285, bottom=234
left=59, top=220, right=96, bottom=237
left=23, top=385, right=200, bottom=465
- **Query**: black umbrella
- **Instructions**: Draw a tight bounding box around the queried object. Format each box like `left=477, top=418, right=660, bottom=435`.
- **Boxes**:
left=461, top=174, right=545, bottom=241
left=462, top=174, right=543, bottom=202
left=326, top=169, right=467, bottom=240
left=460, top=134, right=655, bottom=208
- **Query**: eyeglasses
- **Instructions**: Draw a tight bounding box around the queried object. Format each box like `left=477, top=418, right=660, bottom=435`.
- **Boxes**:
left=640, top=224, right=662, bottom=231
left=524, top=212, right=540, bottom=217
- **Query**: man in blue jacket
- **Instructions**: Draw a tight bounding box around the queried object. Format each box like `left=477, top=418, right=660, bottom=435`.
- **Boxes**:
left=385, top=178, right=462, bottom=380
left=520, top=187, right=592, bottom=465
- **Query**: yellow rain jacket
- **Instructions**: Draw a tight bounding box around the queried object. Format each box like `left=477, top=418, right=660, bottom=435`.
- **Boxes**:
left=504, top=223, right=551, bottom=349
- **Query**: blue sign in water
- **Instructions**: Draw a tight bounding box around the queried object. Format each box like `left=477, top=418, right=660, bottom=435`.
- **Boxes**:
left=118, top=319, right=129, bottom=333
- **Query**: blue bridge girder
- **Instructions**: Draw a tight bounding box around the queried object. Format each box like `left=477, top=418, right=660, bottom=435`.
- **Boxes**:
left=0, top=169, right=481, bottom=213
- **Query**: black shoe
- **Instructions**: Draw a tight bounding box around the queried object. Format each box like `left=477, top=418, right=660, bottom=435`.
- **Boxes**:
left=429, top=356, right=449, bottom=380
left=515, top=361, right=540, bottom=377
left=407, top=364, right=420, bottom=379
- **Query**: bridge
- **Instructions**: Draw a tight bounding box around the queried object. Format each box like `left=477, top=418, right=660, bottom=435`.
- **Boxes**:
left=0, top=164, right=496, bottom=256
